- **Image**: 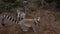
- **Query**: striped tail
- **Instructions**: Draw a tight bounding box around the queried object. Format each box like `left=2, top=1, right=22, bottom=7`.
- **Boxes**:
left=3, top=15, right=18, bottom=24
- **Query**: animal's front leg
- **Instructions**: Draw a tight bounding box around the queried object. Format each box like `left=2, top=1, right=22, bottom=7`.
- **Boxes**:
left=20, top=24, right=29, bottom=32
left=32, top=25, right=39, bottom=34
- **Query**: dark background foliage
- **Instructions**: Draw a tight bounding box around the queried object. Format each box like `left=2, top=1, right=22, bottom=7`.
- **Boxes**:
left=0, top=0, right=22, bottom=13
left=0, top=0, right=60, bottom=13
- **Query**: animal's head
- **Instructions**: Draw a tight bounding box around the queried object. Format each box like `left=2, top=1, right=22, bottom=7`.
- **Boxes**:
left=34, top=17, right=40, bottom=24
left=16, top=9, right=26, bottom=21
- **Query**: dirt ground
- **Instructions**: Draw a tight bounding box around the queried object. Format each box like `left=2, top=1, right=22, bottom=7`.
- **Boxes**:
left=0, top=8, right=60, bottom=34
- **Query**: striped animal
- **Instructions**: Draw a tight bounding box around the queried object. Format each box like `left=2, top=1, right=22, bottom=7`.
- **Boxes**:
left=13, top=11, right=40, bottom=34
left=18, top=17, right=40, bottom=34
left=0, top=9, right=40, bottom=34
left=0, top=14, right=40, bottom=34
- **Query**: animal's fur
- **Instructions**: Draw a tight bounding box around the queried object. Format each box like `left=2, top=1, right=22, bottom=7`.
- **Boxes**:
left=18, top=18, right=39, bottom=34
